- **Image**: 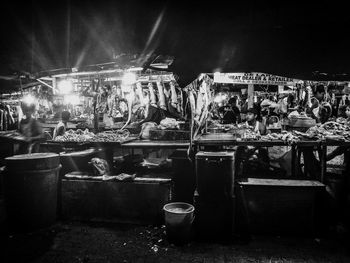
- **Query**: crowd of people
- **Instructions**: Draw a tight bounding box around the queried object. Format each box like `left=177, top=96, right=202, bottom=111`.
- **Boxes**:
left=209, top=84, right=350, bottom=179
left=212, top=84, right=350, bottom=135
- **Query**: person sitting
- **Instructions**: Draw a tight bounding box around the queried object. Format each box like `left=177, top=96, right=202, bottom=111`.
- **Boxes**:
left=235, top=108, right=269, bottom=178
left=53, top=110, right=71, bottom=139
left=245, top=107, right=266, bottom=135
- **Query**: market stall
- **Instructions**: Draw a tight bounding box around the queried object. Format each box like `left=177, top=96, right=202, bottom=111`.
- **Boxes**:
left=26, top=58, right=194, bottom=225
left=184, top=72, right=350, bottom=237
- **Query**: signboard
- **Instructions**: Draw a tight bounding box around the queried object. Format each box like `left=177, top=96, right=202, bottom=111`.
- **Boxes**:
left=213, top=72, right=301, bottom=86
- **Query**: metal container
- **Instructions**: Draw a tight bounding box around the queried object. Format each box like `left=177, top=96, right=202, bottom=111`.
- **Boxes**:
left=195, top=151, right=235, bottom=198
left=169, top=149, right=195, bottom=204
left=4, top=153, right=61, bottom=232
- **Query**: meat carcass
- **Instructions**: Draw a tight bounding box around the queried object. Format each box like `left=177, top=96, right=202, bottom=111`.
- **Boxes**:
left=148, top=82, right=157, bottom=107
left=156, top=80, right=167, bottom=110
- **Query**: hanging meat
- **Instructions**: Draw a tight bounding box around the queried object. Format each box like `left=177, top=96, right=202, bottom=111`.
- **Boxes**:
left=170, top=81, right=179, bottom=110
left=156, top=80, right=167, bottom=110
left=148, top=82, right=157, bottom=107
left=119, top=84, right=135, bottom=130
left=135, top=82, right=148, bottom=119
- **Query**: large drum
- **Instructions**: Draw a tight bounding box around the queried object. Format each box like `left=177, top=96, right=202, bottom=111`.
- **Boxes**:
left=4, top=153, right=61, bottom=232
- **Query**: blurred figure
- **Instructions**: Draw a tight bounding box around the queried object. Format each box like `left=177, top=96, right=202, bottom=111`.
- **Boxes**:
left=18, top=101, right=45, bottom=153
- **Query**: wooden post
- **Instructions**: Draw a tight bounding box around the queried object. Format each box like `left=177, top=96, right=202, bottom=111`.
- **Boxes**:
left=291, top=145, right=296, bottom=177
left=320, top=144, right=327, bottom=183
left=248, top=84, right=254, bottom=108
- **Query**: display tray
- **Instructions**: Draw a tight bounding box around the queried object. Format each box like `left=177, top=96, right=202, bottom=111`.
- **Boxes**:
left=47, top=137, right=137, bottom=146
left=194, top=133, right=236, bottom=142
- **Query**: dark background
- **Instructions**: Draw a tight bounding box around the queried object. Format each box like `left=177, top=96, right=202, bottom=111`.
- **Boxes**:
left=1, top=0, right=350, bottom=85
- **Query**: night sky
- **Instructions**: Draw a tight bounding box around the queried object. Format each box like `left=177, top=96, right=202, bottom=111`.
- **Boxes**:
left=1, top=0, right=350, bottom=85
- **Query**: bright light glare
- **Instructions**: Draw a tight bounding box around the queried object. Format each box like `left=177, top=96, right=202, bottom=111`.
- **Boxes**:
left=64, top=94, right=80, bottom=105
left=142, top=96, right=150, bottom=105
left=121, top=85, right=133, bottom=93
left=127, top=67, right=143, bottom=72
left=214, top=93, right=227, bottom=103
left=58, top=79, right=73, bottom=94
left=122, top=72, right=137, bottom=86
left=22, top=94, right=35, bottom=105
left=125, top=93, right=135, bottom=101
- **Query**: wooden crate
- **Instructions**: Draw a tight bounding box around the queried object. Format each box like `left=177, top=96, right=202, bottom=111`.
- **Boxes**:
left=61, top=177, right=172, bottom=225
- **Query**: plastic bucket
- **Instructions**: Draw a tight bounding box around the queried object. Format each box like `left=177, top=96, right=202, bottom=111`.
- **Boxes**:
left=163, top=202, right=195, bottom=245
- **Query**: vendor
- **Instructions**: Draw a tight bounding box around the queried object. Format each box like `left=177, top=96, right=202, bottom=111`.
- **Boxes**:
left=235, top=107, right=269, bottom=178
left=18, top=102, right=45, bottom=154
left=346, top=105, right=350, bottom=122
left=300, top=85, right=332, bottom=179
left=307, top=84, right=332, bottom=124
left=53, top=110, right=70, bottom=139
left=246, top=108, right=266, bottom=135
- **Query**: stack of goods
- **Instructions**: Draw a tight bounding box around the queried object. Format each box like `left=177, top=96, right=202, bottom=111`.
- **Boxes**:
left=54, top=129, right=95, bottom=142
left=241, top=129, right=260, bottom=140
left=90, top=130, right=130, bottom=142
left=294, top=121, right=350, bottom=141
left=148, top=118, right=190, bottom=140
left=261, top=131, right=299, bottom=144
left=54, top=129, right=130, bottom=143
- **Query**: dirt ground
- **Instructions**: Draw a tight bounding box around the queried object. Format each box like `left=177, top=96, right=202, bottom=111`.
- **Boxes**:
left=1, top=221, right=350, bottom=263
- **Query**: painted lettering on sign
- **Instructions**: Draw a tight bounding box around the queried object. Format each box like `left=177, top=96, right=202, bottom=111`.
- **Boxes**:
left=213, top=72, right=299, bottom=85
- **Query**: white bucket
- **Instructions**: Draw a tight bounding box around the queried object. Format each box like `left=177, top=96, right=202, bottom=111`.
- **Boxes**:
left=163, top=202, right=195, bottom=245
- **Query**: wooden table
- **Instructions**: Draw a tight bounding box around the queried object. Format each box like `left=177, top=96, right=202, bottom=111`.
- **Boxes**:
left=194, top=134, right=324, bottom=181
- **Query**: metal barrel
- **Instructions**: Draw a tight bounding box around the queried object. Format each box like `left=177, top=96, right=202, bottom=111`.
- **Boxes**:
left=4, top=153, right=61, bottom=232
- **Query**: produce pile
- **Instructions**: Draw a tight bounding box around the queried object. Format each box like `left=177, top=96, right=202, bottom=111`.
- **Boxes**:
left=54, top=129, right=130, bottom=143
left=91, top=130, right=130, bottom=142
left=261, top=131, right=300, bottom=144
left=242, top=130, right=260, bottom=140
left=294, top=121, right=350, bottom=141
left=159, top=118, right=180, bottom=130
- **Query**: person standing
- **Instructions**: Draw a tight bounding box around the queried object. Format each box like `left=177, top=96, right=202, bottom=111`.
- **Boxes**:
left=307, top=84, right=332, bottom=124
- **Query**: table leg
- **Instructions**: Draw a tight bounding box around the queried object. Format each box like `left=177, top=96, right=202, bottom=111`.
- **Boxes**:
left=291, top=145, right=296, bottom=177
left=320, top=144, right=327, bottom=183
